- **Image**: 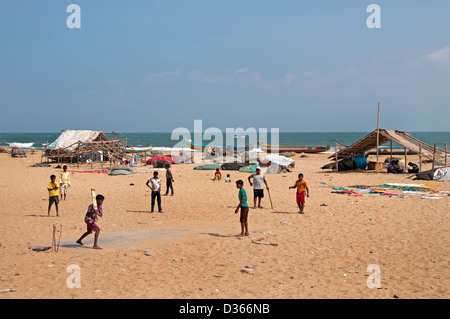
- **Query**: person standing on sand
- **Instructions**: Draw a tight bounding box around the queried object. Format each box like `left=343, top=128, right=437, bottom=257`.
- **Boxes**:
left=59, top=165, right=71, bottom=201
left=248, top=166, right=269, bottom=209
left=235, top=180, right=249, bottom=237
left=47, top=175, right=60, bottom=217
left=289, top=173, right=309, bottom=214
left=146, top=171, right=163, bottom=213
left=76, top=194, right=104, bottom=249
left=164, top=163, right=174, bottom=196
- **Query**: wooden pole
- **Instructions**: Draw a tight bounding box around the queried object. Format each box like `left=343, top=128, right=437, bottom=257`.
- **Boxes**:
left=376, top=102, right=380, bottom=174
left=390, top=140, right=393, bottom=162
left=335, top=141, right=338, bottom=171
left=432, top=144, right=436, bottom=170
left=419, top=144, right=422, bottom=173
left=91, top=143, right=94, bottom=169
left=445, top=143, right=448, bottom=168
left=267, top=189, right=274, bottom=209
left=351, top=152, right=354, bottom=169
left=77, top=142, right=81, bottom=169
left=404, top=147, right=407, bottom=174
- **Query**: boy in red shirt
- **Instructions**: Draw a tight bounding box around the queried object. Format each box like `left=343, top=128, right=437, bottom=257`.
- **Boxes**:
left=289, top=173, right=309, bottom=214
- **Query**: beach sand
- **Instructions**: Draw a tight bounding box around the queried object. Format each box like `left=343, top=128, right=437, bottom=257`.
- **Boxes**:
left=0, top=150, right=449, bottom=299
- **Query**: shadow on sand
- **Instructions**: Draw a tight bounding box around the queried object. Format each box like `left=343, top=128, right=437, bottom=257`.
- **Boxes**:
left=270, top=211, right=296, bottom=215
left=126, top=210, right=151, bottom=214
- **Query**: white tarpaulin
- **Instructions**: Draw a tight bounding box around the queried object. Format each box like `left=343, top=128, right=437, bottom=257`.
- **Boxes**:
left=47, top=130, right=102, bottom=150
left=263, top=154, right=295, bottom=167
left=433, top=167, right=450, bottom=181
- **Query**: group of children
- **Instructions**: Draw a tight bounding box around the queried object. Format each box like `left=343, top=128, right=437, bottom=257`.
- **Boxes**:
left=234, top=168, right=309, bottom=237
left=47, top=163, right=309, bottom=248
left=46, top=165, right=71, bottom=217
left=213, top=168, right=232, bottom=182
left=46, top=165, right=105, bottom=249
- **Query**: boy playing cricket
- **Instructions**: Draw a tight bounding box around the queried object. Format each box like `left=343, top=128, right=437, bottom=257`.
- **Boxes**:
left=289, top=173, right=309, bottom=214
left=76, top=194, right=105, bottom=249
left=47, top=175, right=60, bottom=217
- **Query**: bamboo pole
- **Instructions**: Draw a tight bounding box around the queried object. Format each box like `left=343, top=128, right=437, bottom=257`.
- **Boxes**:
left=91, top=143, right=94, bottom=169
left=445, top=143, right=447, bottom=168
left=404, top=147, right=407, bottom=174
left=390, top=140, right=393, bottom=162
left=419, top=144, right=422, bottom=173
left=335, top=141, right=338, bottom=171
left=351, top=152, right=354, bottom=169
left=77, top=142, right=81, bottom=168
left=432, top=144, right=436, bottom=169
left=376, top=102, right=380, bottom=174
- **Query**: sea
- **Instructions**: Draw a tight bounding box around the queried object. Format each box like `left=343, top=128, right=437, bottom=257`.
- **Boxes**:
left=1, top=132, right=449, bottom=152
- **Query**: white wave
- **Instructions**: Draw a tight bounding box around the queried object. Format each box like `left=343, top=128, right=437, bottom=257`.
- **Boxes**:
left=8, top=142, right=34, bottom=148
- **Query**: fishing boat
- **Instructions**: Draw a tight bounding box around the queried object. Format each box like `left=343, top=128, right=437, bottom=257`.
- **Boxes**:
left=184, top=139, right=251, bottom=152
left=126, top=145, right=153, bottom=153
left=258, top=141, right=330, bottom=153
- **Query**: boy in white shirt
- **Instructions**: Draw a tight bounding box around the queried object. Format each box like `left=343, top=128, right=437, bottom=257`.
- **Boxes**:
left=146, top=171, right=163, bottom=213
left=248, top=167, right=269, bottom=209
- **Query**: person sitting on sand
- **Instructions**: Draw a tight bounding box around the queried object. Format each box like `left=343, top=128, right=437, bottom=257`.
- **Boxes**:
left=408, top=162, right=419, bottom=173
left=47, top=174, right=60, bottom=217
left=76, top=194, right=105, bottom=249
left=235, top=180, right=249, bottom=237
left=225, top=174, right=231, bottom=182
left=213, top=168, right=222, bottom=181
left=387, top=159, right=403, bottom=174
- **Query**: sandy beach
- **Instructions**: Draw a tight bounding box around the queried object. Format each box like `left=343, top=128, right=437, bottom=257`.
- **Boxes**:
left=0, top=150, right=449, bottom=299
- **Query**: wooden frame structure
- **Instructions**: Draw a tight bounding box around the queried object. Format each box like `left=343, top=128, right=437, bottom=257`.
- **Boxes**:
left=42, top=130, right=127, bottom=167
left=331, top=129, right=449, bottom=172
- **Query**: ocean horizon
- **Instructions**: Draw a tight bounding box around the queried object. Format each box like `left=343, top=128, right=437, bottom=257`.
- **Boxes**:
left=1, top=131, right=449, bottom=151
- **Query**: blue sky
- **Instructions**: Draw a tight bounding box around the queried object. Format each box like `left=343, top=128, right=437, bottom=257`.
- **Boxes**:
left=0, top=0, right=449, bottom=132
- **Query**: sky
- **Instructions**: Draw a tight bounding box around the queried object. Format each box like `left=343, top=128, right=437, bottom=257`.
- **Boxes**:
left=0, top=0, right=449, bottom=133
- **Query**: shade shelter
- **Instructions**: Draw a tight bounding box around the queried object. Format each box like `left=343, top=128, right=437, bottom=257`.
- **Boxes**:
left=330, top=129, right=449, bottom=172
left=43, top=129, right=126, bottom=166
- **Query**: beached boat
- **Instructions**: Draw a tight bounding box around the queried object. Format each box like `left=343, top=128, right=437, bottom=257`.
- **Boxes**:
left=258, top=141, right=330, bottom=153
left=184, top=139, right=251, bottom=152
left=126, top=145, right=153, bottom=153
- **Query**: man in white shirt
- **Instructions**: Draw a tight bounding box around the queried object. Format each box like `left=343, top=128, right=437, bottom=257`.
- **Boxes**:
left=248, top=166, right=269, bottom=209
left=146, top=171, right=163, bottom=213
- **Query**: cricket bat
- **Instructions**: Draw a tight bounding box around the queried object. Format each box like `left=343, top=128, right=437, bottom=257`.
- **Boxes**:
left=91, top=188, right=97, bottom=210
left=91, top=188, right=98, bottom=221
